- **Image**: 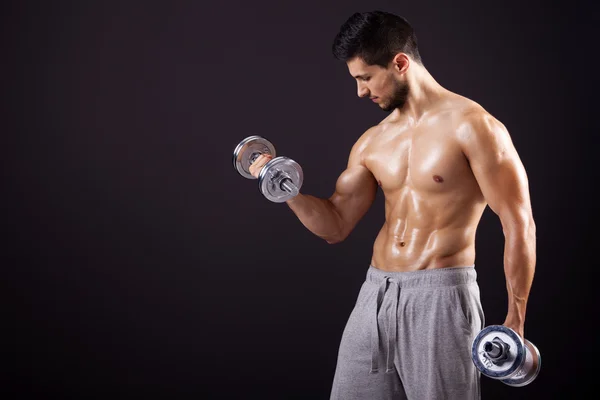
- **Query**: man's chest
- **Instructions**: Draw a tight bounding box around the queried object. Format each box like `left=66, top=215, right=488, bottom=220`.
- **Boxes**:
left=364, top=125, right=473, bottom=193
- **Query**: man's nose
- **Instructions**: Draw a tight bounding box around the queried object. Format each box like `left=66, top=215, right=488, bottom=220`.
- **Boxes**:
left=357, top=83, right=369, bottom=98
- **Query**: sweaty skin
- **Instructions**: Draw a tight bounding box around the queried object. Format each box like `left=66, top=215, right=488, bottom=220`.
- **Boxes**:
left=249, top=54, right=536, bottom=338
left=359, top=100, right=487, bottom=272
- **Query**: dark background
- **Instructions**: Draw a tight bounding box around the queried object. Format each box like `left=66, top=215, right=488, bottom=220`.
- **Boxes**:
left=3, top=0, right=596, bottom=398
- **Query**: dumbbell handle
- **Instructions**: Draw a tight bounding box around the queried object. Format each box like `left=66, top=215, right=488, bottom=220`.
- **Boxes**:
left=249, top=152, right=262, bottom=164
left=483, top=338, right=510, bottom=362
left=280, top=178, right=299, bottom=196
left=250, top=153, right=299, bottom=196
left=484, top=341, right=504, bottom=358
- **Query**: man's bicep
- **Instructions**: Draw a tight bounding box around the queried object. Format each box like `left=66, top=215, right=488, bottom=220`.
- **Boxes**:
left=328, top=165, right=378, bottom=239
left=328, top=136, right=378, bottom=240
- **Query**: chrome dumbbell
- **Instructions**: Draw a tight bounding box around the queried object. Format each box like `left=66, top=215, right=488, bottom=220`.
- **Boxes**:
left=232, top=135, right=303, bottom=203
left=471, top=325, right=541, bottom=387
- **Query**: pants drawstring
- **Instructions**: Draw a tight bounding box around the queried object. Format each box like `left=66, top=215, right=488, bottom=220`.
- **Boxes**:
left=370, top=276, right=399, bottom=374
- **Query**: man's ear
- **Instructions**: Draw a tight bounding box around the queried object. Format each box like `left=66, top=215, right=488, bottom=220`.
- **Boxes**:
left=392, top=53, right=410, bottom=74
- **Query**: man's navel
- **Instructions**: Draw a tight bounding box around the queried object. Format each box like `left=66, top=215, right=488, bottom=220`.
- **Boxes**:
left=433, top=175, right=444, bottom=183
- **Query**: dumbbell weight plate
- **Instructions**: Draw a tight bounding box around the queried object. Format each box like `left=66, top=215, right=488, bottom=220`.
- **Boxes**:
left=258, top=156, right=303, bottom=203
left=502, top=339, right=541, bottom=387
left=233, top=135, right=276, bottom=179
left=471, top=325, right=525, bottom=380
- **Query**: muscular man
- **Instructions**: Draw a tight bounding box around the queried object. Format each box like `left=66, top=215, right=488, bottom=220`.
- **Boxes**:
left=250, top=10, right=536, bottom=400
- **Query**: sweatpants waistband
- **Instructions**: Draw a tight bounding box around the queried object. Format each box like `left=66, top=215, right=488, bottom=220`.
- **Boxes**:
left=366, top=264, right=477, bottom=288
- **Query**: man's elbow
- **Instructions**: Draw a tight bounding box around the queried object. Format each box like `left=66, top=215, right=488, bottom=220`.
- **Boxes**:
left=324, top=216, right=350, bottom=244
left=500, top=207, right=536, bottom=237
left=325, top=235, right=344, bottom=245
left=324, top=231, right=348, bottom=244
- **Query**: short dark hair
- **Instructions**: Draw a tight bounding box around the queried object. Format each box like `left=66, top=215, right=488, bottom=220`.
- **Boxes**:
left=332, top=11, right=422, bottom=67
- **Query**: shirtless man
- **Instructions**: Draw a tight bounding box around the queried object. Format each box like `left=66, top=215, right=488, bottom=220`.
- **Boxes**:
left=249, top=10, right=536, bottom=400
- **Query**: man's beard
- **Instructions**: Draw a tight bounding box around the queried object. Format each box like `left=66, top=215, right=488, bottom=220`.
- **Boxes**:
left=380, top=80, right=409, bottom=112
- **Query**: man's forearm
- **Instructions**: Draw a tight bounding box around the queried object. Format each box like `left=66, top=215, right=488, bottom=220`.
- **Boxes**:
left=503, top=222, right=536, bottom=332
left=285, top=193, right=343, bottom=243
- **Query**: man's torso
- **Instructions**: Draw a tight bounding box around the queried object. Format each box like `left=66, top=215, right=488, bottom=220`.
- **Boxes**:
left=361, top=93, right=489, bottom=271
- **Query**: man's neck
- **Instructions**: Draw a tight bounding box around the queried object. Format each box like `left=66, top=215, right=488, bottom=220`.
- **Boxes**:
left=392, top=65, right=447, bottom=124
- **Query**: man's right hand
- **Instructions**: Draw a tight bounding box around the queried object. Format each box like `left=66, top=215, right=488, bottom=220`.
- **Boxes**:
left=249, top=154, right=274, bottom=178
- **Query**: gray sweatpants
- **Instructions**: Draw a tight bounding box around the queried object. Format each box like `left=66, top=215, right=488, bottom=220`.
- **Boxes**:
left=330, top=265, right=485, bottom=400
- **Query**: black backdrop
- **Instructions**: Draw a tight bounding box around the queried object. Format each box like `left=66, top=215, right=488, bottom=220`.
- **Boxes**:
left=3, top=0, right=596, bottom=399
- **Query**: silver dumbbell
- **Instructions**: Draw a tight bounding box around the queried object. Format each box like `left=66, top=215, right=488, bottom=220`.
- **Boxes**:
left=232, top=135, right=304, bottom=203
left=471, top=325, right=541, bottom=387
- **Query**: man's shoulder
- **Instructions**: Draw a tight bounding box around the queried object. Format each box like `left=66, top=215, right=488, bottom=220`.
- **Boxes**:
left=346, top=123, right=385, bottom=164
left=350, top=125, right=378, bottom=156
left=447, top=94, right=503, bottom=128
left=440, top=94, right=506, bottom=141
left=448, top=99, right=513, bottom=156
left=355, top=123, right=382, bottom=145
